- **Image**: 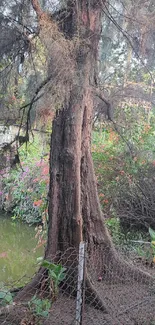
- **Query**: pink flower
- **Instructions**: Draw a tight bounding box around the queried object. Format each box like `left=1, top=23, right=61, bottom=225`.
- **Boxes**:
left=33, top=178, right=39, bottom=183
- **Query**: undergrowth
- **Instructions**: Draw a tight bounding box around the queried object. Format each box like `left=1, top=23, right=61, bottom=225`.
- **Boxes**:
left=1, top=136, right=49, bottom=226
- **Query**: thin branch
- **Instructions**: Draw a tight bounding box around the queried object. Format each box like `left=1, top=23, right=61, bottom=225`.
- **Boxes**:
left=14, top=125, right=51, bottom=134
left=3, top=14, right=36, bottom=35
left=19, top=93, right=43, bottom=111
left=100, top=0, right=154, bottom=82
left=20, top=74, right=52, bottom=112
left=94, top=87, right=135, bottom=156
left=107, top=0, right=154, bottom=30
left=31, top=0, right=44, bottom=19
left=21, top=74, right=53, bottom=144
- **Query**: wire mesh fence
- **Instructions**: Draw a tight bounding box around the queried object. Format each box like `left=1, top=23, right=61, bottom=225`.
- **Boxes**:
left=85, top=245, right=155, bottom=325
left=0, top=243, right=155, bottom=325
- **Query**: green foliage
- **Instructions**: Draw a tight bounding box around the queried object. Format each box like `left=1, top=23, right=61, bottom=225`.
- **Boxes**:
left=105, top=217, right=125, bottom=246
left=42, top=260, right=66, bottom=283
left=149, top=227, right=155, bottom=241
left=134, top=245, right=153, bottom=262
left=0, top=290, right=13, bottom=306
left=28, top=295, right=51, bottom=318
left=2, top=135, right=49, bottom=225
left=92, top=122, right=155, bottom=262
left=41, top=260, right=66, bottom=297
left=105, top=217, right=149, bottom=250
left=92, top=122, right=155, bottom=230
left=149, top=227, right=155, bottom=262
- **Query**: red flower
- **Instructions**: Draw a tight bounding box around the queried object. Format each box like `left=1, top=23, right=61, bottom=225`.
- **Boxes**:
left=33, top=199, right=43, bottom=207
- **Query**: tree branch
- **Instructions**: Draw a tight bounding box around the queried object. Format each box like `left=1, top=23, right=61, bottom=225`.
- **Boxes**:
left=93, top=87, right=112, bottom=120
left=31, top=0, right=44, bottom=19
left=94, top=87, right=135, bottom=157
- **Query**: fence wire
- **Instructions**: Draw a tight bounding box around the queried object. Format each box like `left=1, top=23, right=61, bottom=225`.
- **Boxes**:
left=0, top=244, right=155, bottom=325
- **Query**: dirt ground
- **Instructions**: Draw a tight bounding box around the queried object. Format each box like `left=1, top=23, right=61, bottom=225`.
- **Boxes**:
left=0, top=281, right=155, bottom=325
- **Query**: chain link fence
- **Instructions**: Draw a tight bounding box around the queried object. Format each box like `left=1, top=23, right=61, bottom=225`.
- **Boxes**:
left=0, top=243, right=155, bottom=325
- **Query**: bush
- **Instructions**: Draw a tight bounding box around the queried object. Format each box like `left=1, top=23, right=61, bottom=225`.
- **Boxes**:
left=114, top=163, right=155, bottom=231
left=1, top=137, right=49, bottom=225
left=92, top=123, right=155, bottom=233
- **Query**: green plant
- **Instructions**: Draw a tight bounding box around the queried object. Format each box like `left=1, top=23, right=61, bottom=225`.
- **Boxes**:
left=0, top=289, right=13, bottom=306
left=129, top=227, right=155, bottom=263
left=1, top=135, right=49, bottom=225
left=28, top=295, right=51, bottom=318
left=92, top=122, right=155, bottom=232
left=149, top=227, right=155, bottom=263
left=105, top=217, right=125, bottom=246
left=41, top=260, right=66, bottom=298
left=134, top=245, right=153, bottom=261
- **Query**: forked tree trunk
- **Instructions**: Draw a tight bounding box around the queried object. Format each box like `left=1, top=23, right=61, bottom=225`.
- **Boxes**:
left=16, top=0, right=152, bottom=305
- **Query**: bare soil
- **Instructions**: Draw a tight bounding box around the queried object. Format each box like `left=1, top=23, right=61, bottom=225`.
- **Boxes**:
left=1, top=280, right=155, bottom=325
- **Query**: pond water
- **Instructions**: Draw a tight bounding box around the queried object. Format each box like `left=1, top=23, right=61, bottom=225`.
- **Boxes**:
left=0, top=213, right=44, bottom=287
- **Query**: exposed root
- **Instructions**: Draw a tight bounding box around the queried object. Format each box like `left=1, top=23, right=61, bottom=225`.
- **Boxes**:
left=85, top=275, right=108, bottom=312
left=13, top=247, right=154, bottom=318
left=14, top=265, right=108, bottom=314
left=89, top=244, right=154, bottom=286
left=104, top=251, right=154, bottom=285
left=14, top=267, right=46, bottom=302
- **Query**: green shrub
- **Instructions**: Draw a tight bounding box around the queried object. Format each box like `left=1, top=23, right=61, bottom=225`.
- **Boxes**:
left=41, top=260, right=66, bottom=299
left=0, top=289, right=13, bottom=306
left=28, top=295, right=51, bottom=318
left=92, top=124, right=155, bottom=232
left=1, top=137, right=49, bottom=225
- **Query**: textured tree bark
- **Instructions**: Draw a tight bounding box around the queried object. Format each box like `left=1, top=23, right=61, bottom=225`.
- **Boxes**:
left=16, top=0, right=152, bottom=305
left=43, top=0, right=104, bottom=256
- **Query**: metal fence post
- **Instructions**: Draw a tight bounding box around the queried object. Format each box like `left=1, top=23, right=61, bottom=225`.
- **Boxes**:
left=75, top=242, right=86, bottom=325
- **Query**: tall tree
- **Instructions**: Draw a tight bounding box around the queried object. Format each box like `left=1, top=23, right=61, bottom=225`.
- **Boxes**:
left=15, top=0, right=153, bottom=308
left=0, top=0, right=153, bottom=310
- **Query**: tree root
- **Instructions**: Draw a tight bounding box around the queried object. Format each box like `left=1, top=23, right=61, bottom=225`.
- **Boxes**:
left=14, top=267, right=46, bottom=302
left=103, top=252, right=154, bottom=285
left=89, top=244, right=154, bottom=285
left=14, top=266, right=108, bottom=313
left=85, top=275, right=108, bottom=312
left=14, top=248, right=154, bottom=316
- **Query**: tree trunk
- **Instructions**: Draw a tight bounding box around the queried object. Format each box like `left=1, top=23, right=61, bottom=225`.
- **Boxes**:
left=44, top=1, right=151, bottom=284
left=15, top=0, right=152, bottom=305
left=45, top=69, right=152, bottom=284
left=44, top=0, right=104, bottom=256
